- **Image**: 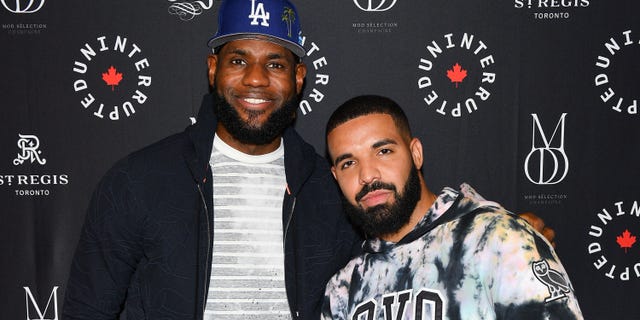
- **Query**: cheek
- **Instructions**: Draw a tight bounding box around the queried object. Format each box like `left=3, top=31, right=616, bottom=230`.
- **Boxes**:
left=336, top=174, right=359, bottom=201
left=385, top=162, right=410, bottom=183
left=215, top=69, right=241, bottom=87
left=274, top=76, right=297, bottom=96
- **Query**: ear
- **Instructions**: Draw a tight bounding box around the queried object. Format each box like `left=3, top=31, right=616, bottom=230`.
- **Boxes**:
left=207, top=54, right=217, bottom=87
left=409, top=137, right=423, bottom=170
left=294, top=62, right=307, bottom=94
left=330, top=165, right=337, bottom=180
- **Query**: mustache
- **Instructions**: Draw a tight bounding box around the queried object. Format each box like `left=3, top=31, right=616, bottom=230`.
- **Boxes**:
left=355, top=181, right=397, bottom=203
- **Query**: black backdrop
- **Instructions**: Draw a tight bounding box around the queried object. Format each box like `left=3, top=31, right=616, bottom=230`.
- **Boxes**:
left=1, top=0, right=639, bottom=319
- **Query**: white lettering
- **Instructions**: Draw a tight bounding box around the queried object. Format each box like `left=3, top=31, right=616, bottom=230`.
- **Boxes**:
left=24, top=286, right=59, bottom=320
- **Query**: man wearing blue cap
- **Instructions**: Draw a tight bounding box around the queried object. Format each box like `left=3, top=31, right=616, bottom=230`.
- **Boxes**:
left=63, top=0, right=360, bottom=319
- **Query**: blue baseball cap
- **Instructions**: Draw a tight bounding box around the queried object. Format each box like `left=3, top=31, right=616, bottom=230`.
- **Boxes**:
left=208, top=0, right=305, bottom=58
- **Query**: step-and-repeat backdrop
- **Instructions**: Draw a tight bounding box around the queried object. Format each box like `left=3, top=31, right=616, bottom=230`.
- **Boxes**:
left=1, top=0, right=638, bottom=319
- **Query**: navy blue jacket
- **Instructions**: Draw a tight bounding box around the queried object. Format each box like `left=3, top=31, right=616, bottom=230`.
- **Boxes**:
left=63, top=94, right=362, bottom=319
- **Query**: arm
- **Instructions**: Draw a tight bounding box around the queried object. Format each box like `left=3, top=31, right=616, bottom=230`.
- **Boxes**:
left=63, top=161, right=145, bottom=319
left=485, top=213, right=582, bottom=319
left=518, top=212, right=556, bottom=247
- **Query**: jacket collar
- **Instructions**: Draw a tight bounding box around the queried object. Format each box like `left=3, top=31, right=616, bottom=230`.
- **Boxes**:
left=282, top=126, right=316, bottom=196
left=185, top=94, right=217, bottom=185
left=185, top=93, right=318, bottom=195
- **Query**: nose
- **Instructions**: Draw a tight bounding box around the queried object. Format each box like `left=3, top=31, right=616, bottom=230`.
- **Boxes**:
left=242, top=63, right=269, bottom=87
left=358, top=161, right=380, bottom=185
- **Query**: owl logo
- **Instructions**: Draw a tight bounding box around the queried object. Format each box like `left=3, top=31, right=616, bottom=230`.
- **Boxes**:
left=532, top=260, right=571, bottom=303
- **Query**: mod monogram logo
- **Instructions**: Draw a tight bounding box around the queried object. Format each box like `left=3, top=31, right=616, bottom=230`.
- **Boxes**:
left=24, top=286, right=59, bottom=320
left=353, top=0, right=397, bottom=12
left=1, top=0, right=45, bottom=13
left=524, top=113, right=569, bottom=185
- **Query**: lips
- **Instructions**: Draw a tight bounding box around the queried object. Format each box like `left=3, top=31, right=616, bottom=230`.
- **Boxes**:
left=244, top=97, right=269, bottom=104
left=358, top=189, right=393, bottom=209
left=236, top=95, right=274, bottom=112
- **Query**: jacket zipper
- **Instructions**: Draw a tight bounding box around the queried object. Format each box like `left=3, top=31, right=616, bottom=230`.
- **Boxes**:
left=283, top=196, right=297, bottom=318
left=196, top=183, right=211, bottom=319
left=284, top=196, right=295, bottom=245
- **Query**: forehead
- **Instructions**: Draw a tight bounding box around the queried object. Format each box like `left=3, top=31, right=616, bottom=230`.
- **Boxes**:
left=328, top=113, right=404, bottom=153
left=218, top=38, right=294, bottom=59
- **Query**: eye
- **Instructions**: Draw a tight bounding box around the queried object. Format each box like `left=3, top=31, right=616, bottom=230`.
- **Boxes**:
left=267, top=62, right=286, bottom=69
left=230, top=58, right=246, bottom=65
left=339, top=160, right=355, bottom=170
left=378, top=148, right=392, bottom=156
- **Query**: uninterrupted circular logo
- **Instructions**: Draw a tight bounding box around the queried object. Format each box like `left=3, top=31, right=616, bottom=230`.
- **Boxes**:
left=586, top=200, right=640, bottom=281
left=415, top=32, right=497, bottom=118
left=594, top=30, right=639, bottom=116
left=71, top=35, right=152, bottom=121
left=298, top=34, right=332, bottom=116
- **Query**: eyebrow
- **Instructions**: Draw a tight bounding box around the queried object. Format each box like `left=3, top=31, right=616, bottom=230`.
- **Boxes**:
left=267, top=52, right=286, bottom=60
left=227, top=48, right=286, bottom=60
left=372, top=138, right=398, bottom=149
left=333, top=153, right=353, bottom=167
left=332, top=138, right=398, bottom=166
left=228, top=48, right=247, bottom=56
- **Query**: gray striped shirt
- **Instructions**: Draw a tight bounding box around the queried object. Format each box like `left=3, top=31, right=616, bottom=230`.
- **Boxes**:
left=205, top=134, right=290, bottom=320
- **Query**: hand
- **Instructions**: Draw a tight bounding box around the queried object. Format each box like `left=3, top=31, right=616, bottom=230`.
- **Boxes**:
left=518, top=212, right=556, bottom=248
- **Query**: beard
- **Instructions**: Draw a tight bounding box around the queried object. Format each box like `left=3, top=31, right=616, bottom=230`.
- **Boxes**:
left=214, top=91, right=299, bottom=145
left=342, top=165, right=422, bottom=239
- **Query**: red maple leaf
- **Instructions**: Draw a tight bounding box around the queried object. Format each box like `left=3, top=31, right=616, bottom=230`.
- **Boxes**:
left=616, top=229, right=636, bottom=253
left=102, top=66, right=123, bottom=91
left=446, top=63, right=467, bottom=88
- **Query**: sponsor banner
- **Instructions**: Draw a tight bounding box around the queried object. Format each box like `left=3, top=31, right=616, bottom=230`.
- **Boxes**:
left=1, top=134, right=70, bottom=197
left=1, top=0, right=47, bottom=35
left=513, top=0, right=590, bottom=20
left=521, top=113, right=570, bottom=206
left=350, top=0, right=399, bottom=33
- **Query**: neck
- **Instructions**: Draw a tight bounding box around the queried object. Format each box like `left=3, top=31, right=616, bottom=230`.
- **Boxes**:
left=215, top=125, right=282, bottom=156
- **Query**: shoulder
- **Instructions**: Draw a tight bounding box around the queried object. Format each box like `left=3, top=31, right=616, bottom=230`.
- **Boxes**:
left=471, top=209, right=532, bottom=234
left=459, top=209, right=560, bottom=279
left=445, top=207, right=556, bottom=264
left=469, top=209, right=549, bottom=247
left=106, top=132, right=189, bottom=175
left=94, top=131, right=194, bottom=204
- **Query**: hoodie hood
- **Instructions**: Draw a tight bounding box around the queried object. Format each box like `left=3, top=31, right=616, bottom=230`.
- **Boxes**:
left=363, top=183, right=503, bottom=254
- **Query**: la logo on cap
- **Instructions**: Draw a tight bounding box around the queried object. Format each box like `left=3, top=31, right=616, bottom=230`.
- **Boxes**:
left=249, top=0, right=270, bottom=27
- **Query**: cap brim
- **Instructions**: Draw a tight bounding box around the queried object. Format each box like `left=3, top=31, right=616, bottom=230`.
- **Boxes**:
left=208, top=33, right=306, bottom=58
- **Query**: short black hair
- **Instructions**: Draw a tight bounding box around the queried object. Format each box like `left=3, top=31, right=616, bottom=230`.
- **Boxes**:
left=325, top=95, right=412, bottom=140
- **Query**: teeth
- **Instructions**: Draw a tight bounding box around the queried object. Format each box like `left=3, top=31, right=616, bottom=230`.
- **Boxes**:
left=244, top=98, right=268, bottom=104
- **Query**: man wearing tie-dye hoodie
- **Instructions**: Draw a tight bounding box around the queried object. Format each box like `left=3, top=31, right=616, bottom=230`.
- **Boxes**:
left=321, top=95, right=583, bottom=320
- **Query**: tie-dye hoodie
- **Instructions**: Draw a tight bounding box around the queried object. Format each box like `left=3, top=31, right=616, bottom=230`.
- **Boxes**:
left=321, top=184, right=583, bottom=320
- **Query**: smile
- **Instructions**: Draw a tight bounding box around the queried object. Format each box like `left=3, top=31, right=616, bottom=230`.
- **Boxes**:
left=244, top=97, right=269, bottom=104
